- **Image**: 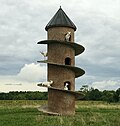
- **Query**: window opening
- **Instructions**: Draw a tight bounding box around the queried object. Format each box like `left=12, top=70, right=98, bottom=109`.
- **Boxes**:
left=65, top=57, right=71, bottom=65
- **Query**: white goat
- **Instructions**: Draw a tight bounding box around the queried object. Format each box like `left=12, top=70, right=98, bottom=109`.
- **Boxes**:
left=40, top=51, right=48, bottom=60
left=64, top=83, right=69, bottom=90
left=65, top=32, right=71, bottom=42
left=38, top=80, right=53, bottom=87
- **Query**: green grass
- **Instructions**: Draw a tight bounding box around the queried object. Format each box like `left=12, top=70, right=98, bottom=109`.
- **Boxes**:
left=0, top=100, right=120, bottom=126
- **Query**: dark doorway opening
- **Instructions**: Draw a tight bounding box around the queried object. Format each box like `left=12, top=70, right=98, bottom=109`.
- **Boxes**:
left=65, top=57, right=71, bottom=65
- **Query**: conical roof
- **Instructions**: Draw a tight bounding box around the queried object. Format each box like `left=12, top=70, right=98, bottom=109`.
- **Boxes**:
left=45, top=7, right=76, bottom=31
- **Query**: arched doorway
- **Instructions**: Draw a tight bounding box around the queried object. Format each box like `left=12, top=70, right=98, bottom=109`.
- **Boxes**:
left=65, top=57, right=71, bottom=65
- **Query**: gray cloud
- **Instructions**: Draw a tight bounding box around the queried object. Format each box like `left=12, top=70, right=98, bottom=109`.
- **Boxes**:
left=0, top=0, right=48, bottom=75
left=75, top=12, right=120, bottom=80
left=0, top=0, right=120, bottom=91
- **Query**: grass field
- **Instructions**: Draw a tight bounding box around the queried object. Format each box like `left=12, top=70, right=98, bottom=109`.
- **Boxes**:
left=0, top=100, right=120, bottom=126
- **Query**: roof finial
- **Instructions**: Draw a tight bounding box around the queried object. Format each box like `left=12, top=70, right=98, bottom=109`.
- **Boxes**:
left=60, top=6, right=61, bottom=9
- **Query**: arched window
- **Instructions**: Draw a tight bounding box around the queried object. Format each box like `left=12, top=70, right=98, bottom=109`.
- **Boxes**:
left=64, top=81, right=71, bottom=90
left=65, top=57, right=71, bottom=65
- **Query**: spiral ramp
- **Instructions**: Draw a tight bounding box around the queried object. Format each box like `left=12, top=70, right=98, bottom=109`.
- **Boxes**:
left=37, top=40, right=85, bottom=115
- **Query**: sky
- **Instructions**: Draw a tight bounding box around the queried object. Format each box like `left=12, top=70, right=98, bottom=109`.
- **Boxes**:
left=0, top=0, right=120, bottom=92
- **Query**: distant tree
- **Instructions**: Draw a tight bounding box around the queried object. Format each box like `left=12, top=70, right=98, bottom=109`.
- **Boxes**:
left=87, top=88, right=102, bottom=101
left=101, top=90, right=115, bottom=103
left=0, top=93, right=5, bottom=100
left=113, top=88, right=120, bottom=102
left=80, top=85, right=89, bottom=93
left=0, top=91, right=48, bottom=100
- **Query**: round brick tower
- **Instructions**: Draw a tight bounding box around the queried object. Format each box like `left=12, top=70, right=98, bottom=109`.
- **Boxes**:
left=37, top=7, right=85, bottom=115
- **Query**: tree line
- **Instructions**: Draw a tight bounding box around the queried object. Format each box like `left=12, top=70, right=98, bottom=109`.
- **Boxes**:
left=79, top=85, right=120, bottom=103
left=0, top=91, right=48, bottom=100
left=0, top=87, right=119, bottom=103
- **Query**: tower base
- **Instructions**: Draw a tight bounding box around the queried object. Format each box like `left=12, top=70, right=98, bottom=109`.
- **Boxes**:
left=37, top=86, right=84, bottom=116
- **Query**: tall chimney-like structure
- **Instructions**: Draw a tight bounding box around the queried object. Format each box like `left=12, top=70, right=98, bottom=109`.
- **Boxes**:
left=37, top=7, right=85, bottom=115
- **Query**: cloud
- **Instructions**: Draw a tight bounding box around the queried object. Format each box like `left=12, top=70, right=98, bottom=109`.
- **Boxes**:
left=76, top=75, right=120, bottom=91
left=91, top=80, right=120, bottom=91
left=0, top=0, right=47, bottom=75
left=0, top=0, right=120, bottom=92
left=0, top=63, right=47, bottom=92
left=17, top=63, right=47, bottom=82
left=75, top=10, right=120, bottom=79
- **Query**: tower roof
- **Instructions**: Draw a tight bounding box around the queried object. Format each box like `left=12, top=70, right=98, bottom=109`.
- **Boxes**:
left=45, top=7, right=77, bottom=31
